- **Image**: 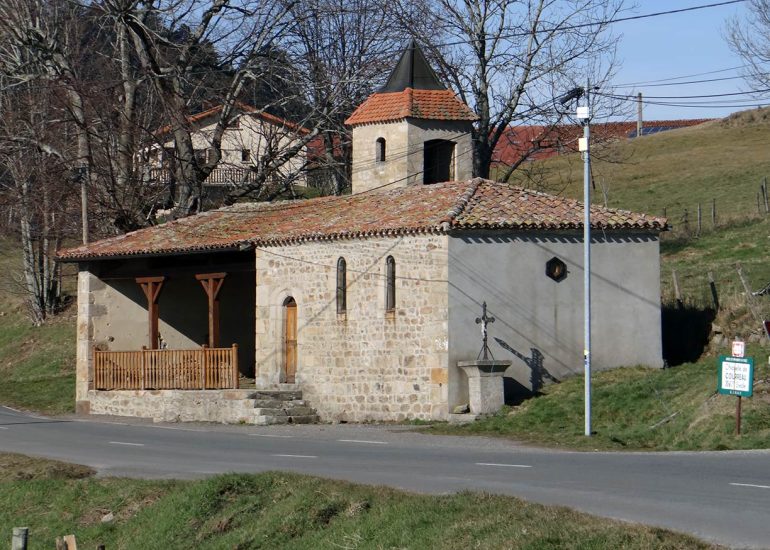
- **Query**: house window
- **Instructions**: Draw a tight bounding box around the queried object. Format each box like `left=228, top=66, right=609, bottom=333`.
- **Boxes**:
left=385, top=255, right=396, bottom=312
left=336, top=257, right=347, bottom=314
left=376, top=138, right=386, bottom=162
left=241, top=149, right=251, bottom=163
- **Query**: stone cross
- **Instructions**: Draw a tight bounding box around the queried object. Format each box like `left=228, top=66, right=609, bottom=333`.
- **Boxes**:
left=475, top=301, right=495, bottom=360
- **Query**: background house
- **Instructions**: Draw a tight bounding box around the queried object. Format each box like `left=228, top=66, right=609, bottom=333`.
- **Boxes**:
left=145, top=103, right=310, bottom=204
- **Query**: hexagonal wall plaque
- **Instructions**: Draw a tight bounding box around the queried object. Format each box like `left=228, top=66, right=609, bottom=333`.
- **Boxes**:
left=545, top=257, right=567, bottom=282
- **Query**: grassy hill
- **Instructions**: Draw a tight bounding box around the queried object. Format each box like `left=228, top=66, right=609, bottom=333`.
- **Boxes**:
left=509, top=108, right=770, bottom=225
left=0, top=453, right=717, bottom=549
left=0, top=239, right=75, bottom=414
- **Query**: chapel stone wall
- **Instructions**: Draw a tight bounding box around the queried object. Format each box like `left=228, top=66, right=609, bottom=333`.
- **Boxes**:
left=254, top=234, right=450, bottom=422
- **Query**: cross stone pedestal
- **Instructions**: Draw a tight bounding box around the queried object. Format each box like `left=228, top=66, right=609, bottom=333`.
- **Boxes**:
left=458, top=360, right=511, bottom=414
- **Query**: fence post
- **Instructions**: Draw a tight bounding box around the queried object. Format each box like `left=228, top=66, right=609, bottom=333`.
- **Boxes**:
left=764, top=177, right=769, bottom=214
left=201, top=345, right=207, bottom=390
left=672, top=269, right=683, bottom=309
left=12, top=527, right=28, bottom=550
left=696, top=202, right=702, bottom=236
left=711, top=198, right=716, bottom=228
left=141, top=346, right=146, bottom=391
left=737, top=263, right=761, bottom=322
left=708, top=271, right=720, bottom=311
left=232, top=344, right=239, bottom=389
left=91, top=346, right=97, bottom=390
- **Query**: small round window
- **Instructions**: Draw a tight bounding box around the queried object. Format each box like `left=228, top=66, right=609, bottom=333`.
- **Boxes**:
left=545, top=257, right=567, bottom=282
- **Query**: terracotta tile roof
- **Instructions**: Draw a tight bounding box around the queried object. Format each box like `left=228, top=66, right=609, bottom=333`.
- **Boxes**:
left=155, top=102, right=310, bottom=137
left=493, top=119, right=713, bottom=166
left=345, top=88, right=478, bottom=126
left=57, top=179, right=666, bottom=261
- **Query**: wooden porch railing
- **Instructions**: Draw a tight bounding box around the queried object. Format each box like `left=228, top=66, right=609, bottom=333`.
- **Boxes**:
left=93, top=345, right=239, bottom=390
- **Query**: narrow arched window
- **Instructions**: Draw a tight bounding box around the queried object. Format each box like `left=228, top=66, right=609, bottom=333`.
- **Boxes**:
left=376, top=138, right=386, bottom=162
left=336, top=257, right=347, bottom=314
left=385, top=256, right=396, bottom=312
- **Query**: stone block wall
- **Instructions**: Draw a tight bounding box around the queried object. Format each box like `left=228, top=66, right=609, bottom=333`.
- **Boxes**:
left=87, top=389, right=258, bottom=423
left=351, top=119, right=474, bottom=195
left=254, top=234, right=450, bottom=422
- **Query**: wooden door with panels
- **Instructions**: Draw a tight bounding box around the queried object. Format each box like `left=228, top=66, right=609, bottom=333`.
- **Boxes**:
left=283, top=297, right=297, bottom=383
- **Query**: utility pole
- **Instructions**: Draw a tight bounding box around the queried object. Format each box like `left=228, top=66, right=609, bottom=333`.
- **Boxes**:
left=78, top=164, right=89, bottom=245
left=637, top=92, right=643, bottom=138
left=577, top=82, right=592, bottom=437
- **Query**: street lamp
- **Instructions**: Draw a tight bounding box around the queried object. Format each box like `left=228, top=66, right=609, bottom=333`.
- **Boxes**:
left=560, top=84, right=592, bottom=437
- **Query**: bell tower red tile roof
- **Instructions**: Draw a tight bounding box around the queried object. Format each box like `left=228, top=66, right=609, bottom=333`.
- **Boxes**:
left=345, top=41, right=477, bottom=126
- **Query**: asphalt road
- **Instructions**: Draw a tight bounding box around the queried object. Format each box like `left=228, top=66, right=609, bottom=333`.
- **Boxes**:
left=1, top=406, right=769, bottom=548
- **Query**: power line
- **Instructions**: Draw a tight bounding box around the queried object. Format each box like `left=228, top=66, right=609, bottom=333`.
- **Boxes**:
left=610, top=65, right=748, bottom=87
left=605, top=88, right=770, bottom=100
left=609, top=74, right=749, bottom=88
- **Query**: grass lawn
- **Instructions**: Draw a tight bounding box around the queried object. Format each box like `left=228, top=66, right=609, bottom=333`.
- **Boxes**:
left=508, top=109, right=770, bottom=227
left=427, top=347, right=770, bottom=451
left=0, top=240, right=76, bottom=415
left=660, top=217, right=770, bottom=317
left=0, top=453, right=718, bottom=549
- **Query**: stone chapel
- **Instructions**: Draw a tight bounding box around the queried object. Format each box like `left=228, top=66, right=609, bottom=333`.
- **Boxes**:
left=59, top=42, right=666, bottom=424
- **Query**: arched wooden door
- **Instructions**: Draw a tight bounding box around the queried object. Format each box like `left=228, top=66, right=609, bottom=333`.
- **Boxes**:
left=283, top=297, right=297, bottom=383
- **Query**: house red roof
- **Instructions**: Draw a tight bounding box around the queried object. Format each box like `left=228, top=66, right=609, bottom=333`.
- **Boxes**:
left=58, top=179, right=666, bottom=261
left=345, top=89, right=478, bottom=126
left=155, top=102, right=310, bottom=138
left=493, top=119, right=713, bottom=166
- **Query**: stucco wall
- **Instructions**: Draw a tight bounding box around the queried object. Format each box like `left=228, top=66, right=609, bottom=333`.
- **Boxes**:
left=447, top=231, right=663, bottom=406
left=254, top=235, right=450, bottom=422
left=156, top=113, right=307, bottom=185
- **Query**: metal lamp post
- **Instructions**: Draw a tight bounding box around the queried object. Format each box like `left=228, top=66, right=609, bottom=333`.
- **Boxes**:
left=560, top=85, right=592, bottom=437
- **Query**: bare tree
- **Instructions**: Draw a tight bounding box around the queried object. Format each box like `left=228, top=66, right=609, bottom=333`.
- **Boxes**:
left=284, top=0, right=408, bottom=195
left=726, top=0, right=770, bottom=90
left=397, top=0, right=624, bottom=181
left=110, top=0, right=323, bottom=215
left=0, top=86, right=75, bottom=324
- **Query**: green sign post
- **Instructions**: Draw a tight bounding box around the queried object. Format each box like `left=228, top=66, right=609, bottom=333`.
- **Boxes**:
left=718, top=355, right=754, bottom=435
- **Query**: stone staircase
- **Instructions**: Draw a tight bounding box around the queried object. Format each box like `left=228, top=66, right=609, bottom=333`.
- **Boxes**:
left=249, top=388, right=319, bottom=425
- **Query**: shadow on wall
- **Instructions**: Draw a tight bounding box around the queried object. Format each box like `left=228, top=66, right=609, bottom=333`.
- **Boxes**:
left=494, top=337, right=560, bottom=405
left=661, top=304, right=715, bottom=366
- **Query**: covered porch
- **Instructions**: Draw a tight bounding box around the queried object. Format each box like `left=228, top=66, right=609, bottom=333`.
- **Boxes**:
left=82, top=250, right=256, bottom=392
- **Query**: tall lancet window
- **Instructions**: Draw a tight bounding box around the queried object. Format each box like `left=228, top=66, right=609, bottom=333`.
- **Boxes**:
left=385, top=256, right=396, bottom=312
left=336, top=257, right=347, bottom=314
left=376, top=138, right=386, bottom=162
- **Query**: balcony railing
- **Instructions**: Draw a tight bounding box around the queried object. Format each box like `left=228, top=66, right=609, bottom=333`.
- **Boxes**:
left=93, top=345, right=239, bottom=390
left=147, top=167, right=258, bottom=185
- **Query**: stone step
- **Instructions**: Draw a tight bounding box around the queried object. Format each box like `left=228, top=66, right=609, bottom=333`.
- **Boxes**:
left=252, top=399, right=286, bottom=409
left=283, top=406, right=316, bottom=417
left=249, top=390, right=303, bottom=401
left=254, top=415, right=290, bottom=426
left=287, top=415, right=318, bottom=424
left=253, top=408, right=287, bottom=416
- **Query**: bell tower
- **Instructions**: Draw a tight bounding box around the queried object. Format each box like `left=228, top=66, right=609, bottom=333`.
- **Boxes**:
left=345, top=41, right=477, bottom=195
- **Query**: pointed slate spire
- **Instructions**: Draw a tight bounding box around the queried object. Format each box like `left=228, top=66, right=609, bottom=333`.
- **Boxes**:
left=379, top=40, right=445, bottom=93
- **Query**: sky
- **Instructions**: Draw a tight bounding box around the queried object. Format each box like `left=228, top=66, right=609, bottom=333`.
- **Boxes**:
left=608, top=0, right=753, bottom=120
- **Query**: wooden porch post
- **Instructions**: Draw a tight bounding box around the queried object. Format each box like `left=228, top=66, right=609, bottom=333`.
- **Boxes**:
left=196, top=272, right=227, bottom=348
left=136, top=276, right=165, bottom=349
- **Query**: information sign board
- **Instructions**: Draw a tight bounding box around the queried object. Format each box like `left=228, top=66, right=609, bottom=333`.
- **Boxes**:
left=718, top=356, right=754, bottom=398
